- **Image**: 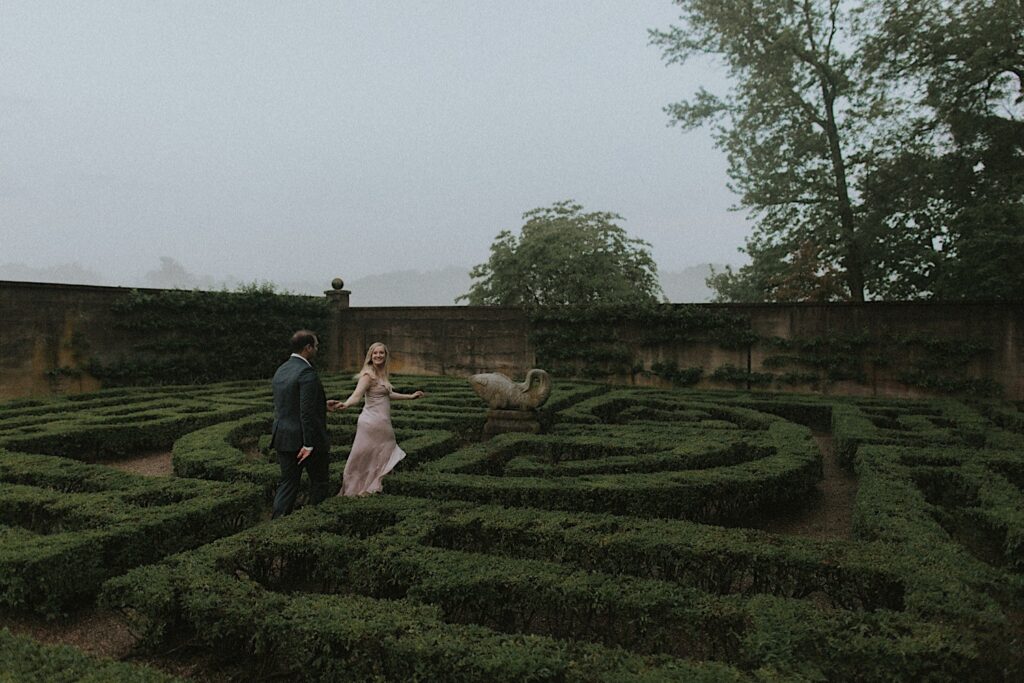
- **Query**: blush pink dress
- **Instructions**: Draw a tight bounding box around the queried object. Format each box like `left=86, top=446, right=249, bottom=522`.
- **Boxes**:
left=340, top=378, right=406, bottom=496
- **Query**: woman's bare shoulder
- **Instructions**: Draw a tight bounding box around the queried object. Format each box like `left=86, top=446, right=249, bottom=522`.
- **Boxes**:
left=357, top=370, right=378, bottom=385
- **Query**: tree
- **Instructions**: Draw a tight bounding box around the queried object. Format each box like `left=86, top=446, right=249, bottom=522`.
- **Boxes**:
left=709, top=240, right=848, bottom=302
left=652, top=0, right=1023, bottom=302
left=458, top=201, right=663, bottom=308
left=142, top=256, right=215, bottom=290
left=860, top=0, right=1024, bottom=300
left=652, top=0, right=886, bottom=302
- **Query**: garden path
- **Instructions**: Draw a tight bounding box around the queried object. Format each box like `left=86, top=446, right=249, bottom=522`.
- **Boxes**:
left=0, top=609, right=235, bottom=681
left=0, top=449, right=247, bottom=679
left=105, top=450, right=174, bottom=477
left=746, top=434, right=858, bottom=540
left=2, top=431, right=860, bottom=678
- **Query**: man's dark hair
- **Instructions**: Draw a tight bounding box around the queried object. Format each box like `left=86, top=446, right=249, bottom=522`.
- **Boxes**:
left=289, top=330, right=319, bottom=353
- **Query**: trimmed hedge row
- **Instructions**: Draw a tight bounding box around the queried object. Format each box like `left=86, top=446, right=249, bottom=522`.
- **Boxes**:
left=0, top=628, right=182, bottom=682
left=831, top=396, right=1024, bottom=466
left=0, top=383, right=269, bottom=461
left=4, top=376, right=1022, bottom=679
left=418, top=502, right=905, bottom=611
left=816, top=396, right=1024, bottom=675
left=848, top=444, right=1021, bottom=681
left=0, top=450, right=261, bottom=616
left=101, top=501, right=743, bottom=681
left=388, top=400, right=821, bottom=523
left=977, top=400, right=1024, bottom=435
left=100, top=496, right=984, bottom=681
left=856, top=442, right=1024, bottom=579
left=833, top=399, right=955, bottom=468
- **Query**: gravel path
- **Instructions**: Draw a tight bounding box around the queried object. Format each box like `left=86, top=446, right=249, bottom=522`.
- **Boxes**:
left=104, top=450, right=175, bottom=477
left=0, top=610, right=235, bottom=682
left=3, top=435, right=858, bottom=678
left=747, top=434, right=858, bottom=540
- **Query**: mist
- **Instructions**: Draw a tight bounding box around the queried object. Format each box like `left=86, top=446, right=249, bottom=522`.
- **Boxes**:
left=2, top=2, right=749, bottom=290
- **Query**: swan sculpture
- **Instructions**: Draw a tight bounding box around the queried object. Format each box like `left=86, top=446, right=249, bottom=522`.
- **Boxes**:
left=468, top=369, right=552, bottom=411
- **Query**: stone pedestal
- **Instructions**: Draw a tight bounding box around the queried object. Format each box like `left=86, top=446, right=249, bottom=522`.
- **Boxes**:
left=324, top=278, right=350, bottom=373
left=483, top=408, right=541, bottom=437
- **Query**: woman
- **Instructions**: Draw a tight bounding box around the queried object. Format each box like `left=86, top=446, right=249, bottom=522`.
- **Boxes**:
left=333, top=342, right=424, bottom=496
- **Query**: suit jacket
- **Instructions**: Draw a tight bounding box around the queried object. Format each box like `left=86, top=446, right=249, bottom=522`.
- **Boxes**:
left=270, top=355, right=329, bottom=454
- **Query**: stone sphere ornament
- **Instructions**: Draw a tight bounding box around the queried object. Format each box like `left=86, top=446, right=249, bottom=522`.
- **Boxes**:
left=331, top=277, right=345, bottom=290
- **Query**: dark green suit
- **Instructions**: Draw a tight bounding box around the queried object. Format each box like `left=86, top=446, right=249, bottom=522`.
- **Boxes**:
left=270, top=355, right=330, bottom=518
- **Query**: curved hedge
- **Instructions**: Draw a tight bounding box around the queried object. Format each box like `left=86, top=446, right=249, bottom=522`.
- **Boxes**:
left=388, top=394, right=821, bottom=524
left=0, top=628, right=181, bottom=682
left=2, top=375, right=1023, bottom=679
left=0, top=450, right=260, bottom=616
left=101, top=496, right=981, bottom=681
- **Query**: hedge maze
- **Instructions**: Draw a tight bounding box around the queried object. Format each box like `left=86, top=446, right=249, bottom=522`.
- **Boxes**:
left=2, top=377, right=1023, bottom=680
left=0, top=628, right=182, bottom=682
left=389, top=391, right=822, bottom=524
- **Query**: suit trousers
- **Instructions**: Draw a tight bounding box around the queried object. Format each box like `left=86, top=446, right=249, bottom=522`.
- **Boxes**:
left=271, top=447, right=331, bottom=519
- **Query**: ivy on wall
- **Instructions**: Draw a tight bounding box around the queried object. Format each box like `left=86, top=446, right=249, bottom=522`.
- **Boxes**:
left=892, top=336, right=1000, bottom=396
left=759, top=333, right=1000, bottom=396
left=529, top=303, right=755, bottom=380
left=762, top=334, right=873, bottom=383
left=88, top=285, right=328, bottom=386
left=529, top=304, right=1002, bottom=397
left=76, top=288, right=1003, bottom=398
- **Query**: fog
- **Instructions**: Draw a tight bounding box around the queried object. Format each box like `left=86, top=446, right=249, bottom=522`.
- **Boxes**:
left=1, top=1, right=749, bottom=297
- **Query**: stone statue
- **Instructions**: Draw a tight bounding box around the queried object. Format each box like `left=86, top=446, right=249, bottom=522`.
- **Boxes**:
left=468, top=369, right=552, bottom=411
left=469, top=369, right=552, bottom=437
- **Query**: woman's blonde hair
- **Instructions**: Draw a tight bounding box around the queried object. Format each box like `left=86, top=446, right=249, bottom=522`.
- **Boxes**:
left=355, top=341, right=392, bottom=389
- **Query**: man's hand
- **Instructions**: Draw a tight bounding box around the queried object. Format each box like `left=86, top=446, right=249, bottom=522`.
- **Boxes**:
left=411, top=390, right=425, bottom=399
left=297, top=446, right=313, bottom=463
left=327, top=399, right=343, bottom=412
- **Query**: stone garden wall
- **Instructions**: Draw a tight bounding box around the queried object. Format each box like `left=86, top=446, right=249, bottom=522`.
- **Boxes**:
left=1, top=279, right=1021, bottom=400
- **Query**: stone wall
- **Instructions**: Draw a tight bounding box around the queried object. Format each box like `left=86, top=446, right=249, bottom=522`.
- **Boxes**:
left=0, top=281, right=133, bottom=398
left=623, top=302, right=1023, bottom=399
left=1, top=280, right=1021, bottom=400
left=746, top=302, right=1021, bottom=398
left=336, top=306, right=533, bottom=377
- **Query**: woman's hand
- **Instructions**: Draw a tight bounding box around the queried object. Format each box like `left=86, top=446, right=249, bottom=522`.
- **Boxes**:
left=411, top=390, right=425, bottom=400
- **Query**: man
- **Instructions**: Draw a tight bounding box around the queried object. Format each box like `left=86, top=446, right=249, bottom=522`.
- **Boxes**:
left=269, top=330, right=339, bottom=518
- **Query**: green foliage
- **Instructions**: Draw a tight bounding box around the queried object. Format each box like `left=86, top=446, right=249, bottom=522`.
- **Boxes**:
left=758, top=332, right=1001, bottom=397
left=860, top=0, right=1024, bottom=301
left=390, top=394, right=822, bottom=524
left=528, top=301, right=997, bottom=396
left=100, top=489, right=1000, bottom=681
left=653, top=0, right=879, bottom=301
left=0, top=384, right=265, bottom=461
left=529, top=303, right=755, bottom=379
left=459, top=200, right=663, bottom=308
left=4, top=377, right=1024, bottom=678
left=0, top=450, right=260, bottom=616
left=763, top=334, right=874, bottom=383
left=655, top=0, right=1024, bottom=302
left=102, top=498, right=744, bottom=681
left=650, top=360, right=704, bottom=386
left=88, top=284, right=328, bottom=385
left=707, top=244, right=853, bottom=304
left=0, top=628, right=182, bottom=682
left=710, top=364, right=775, bottom=387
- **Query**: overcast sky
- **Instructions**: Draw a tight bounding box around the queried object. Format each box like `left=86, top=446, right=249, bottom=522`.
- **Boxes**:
left=1, top=1, right=749, bottom=287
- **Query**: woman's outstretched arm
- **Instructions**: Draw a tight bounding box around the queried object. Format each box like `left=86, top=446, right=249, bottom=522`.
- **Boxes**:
left=332, top=374, right=373, bottom=411
left=390, top=389, right=425, bottom=401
